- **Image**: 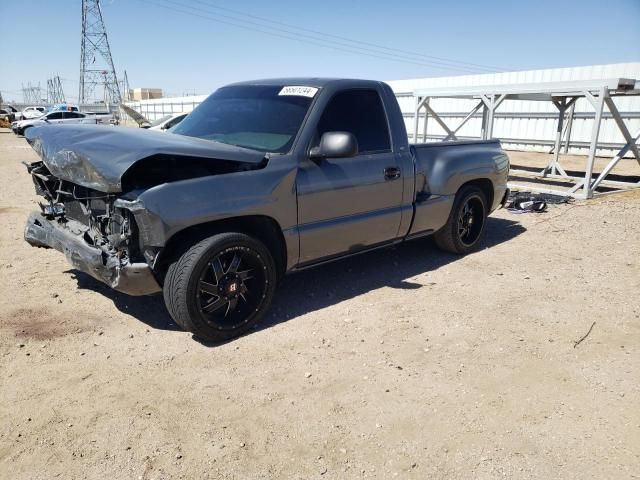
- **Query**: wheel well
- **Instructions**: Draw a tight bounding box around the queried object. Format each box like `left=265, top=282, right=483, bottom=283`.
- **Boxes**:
left=154, top=215, right=287, bottom=283
left=461, top=178, right=494, bottom=210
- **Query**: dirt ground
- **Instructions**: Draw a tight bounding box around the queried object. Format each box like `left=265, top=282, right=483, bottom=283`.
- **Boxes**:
left=0, top=129, right=639, bottom=479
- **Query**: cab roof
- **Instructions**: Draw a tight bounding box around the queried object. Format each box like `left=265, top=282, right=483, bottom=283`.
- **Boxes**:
left=226, top=78, right=385, bottom=89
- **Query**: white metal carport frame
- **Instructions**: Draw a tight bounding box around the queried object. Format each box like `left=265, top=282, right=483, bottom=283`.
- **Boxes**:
left=412, top=78, right=640, bottom=199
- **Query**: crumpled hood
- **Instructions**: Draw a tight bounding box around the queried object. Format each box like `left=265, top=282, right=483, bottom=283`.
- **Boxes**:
left=25, top=124, right=267, bottom=192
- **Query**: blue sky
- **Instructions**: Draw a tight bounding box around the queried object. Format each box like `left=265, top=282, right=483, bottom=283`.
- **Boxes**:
left=1, top=0, right=639, bottom=103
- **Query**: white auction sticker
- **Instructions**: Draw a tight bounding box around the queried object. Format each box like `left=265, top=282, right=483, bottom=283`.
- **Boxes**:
left=278, top=86, right=318, bottom=98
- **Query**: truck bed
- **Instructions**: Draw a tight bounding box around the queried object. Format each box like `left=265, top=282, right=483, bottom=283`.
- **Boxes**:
left=410, top=138, right=501, bottom=149
left=409, top=137, right=509, bottom=210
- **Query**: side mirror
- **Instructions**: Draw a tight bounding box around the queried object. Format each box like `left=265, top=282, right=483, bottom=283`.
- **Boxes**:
left=309, top=131, right=358, bottom=159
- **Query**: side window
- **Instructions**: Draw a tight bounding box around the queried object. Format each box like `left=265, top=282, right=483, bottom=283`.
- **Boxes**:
left=316, top=89, right=390, bottom=154
left=167, top=115, right=185, bottom=129
left=47, top=112, right=63, bottom=120
left=63, top=112, right=79, bottom=119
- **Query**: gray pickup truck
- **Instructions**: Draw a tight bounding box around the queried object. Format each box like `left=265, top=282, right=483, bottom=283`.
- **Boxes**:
left=24, top=78, right=509, bottom=341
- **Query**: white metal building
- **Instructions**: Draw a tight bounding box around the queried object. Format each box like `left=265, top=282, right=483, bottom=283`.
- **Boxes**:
left=124, top=94, right=206, bottom=122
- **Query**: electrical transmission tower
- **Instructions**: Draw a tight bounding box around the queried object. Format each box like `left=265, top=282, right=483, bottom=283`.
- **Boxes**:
left=121, top=70, right=131, bottom=102
left=22, top=83, right=43, bottom=104
left=79, top=0, right=121, bottom=107
left=47, top=75, right=66, bottom=104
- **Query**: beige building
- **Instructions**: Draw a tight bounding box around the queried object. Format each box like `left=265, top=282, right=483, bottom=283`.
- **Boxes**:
left=128, top=88, right=163, bottom=101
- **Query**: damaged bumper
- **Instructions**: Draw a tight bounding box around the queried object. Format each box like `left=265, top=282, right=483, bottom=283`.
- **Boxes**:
left=24, top=212, right=161, bottom=296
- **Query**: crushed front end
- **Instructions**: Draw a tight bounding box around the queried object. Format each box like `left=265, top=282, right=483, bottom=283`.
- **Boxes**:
left=23, top=161, right=161, bottom=295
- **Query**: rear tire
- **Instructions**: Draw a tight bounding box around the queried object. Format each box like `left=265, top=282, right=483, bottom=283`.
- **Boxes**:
left=163, top=232, right=277, bottom=342
left=434, top=185, right=488, bottom=254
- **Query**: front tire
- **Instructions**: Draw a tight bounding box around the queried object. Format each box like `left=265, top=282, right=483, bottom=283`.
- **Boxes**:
left=434, top=185, right=488, bottom=254
left=163, top=232, right=277, bottom=342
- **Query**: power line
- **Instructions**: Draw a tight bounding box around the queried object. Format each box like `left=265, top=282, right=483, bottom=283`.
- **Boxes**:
left=189, top=0, right=505, bottom=72
left=137, top=0, right=499, bottom=74
left=151, top=0, right=493, bottom=73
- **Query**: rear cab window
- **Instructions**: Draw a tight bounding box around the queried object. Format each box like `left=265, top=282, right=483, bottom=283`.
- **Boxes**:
left=315, top=89, right=391, bottom=154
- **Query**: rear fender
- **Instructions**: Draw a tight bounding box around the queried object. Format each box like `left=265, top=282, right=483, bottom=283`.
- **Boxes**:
left=415, top=143, right=508, bottom=197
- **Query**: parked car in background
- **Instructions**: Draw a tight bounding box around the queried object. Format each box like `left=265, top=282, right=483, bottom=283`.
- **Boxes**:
left=22, top=77, right=510, bottom=342
left=148, top=112, right=188, bottom=131
left=12, top=111, right=96, bottom=135
left=0, top=106, right=19, bottom=122
left=17, top=106, right=47, bottom=121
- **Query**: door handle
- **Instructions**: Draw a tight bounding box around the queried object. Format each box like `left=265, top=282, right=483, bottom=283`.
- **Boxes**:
left=384, top=167, right=401, bottom=180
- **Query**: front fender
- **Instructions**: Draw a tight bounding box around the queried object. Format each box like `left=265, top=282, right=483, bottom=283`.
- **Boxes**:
left=117, top=160, right=300, bottom=268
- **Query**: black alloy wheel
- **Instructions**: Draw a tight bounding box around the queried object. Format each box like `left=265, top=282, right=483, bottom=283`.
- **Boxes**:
left=434, top=185, right=488, bottom=254
left=196, top=245, right=268, bottom=330
left=457, top=196, right=485, bottom=247
left=163, top=232, right=277, bottom=342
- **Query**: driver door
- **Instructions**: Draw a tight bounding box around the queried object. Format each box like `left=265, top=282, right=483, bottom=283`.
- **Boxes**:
left=296, top=88, right=404, bottom=264
left=45, top=112, right=64, bottom=124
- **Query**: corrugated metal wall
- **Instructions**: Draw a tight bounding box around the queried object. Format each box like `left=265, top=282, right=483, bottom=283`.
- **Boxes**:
left=387, top=62, right=640, bottom=156
left=126, top=63, right=640, bottom=156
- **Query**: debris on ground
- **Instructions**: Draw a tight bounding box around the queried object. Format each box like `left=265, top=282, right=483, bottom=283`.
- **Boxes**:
left=506, top=191, right=573, bottom=214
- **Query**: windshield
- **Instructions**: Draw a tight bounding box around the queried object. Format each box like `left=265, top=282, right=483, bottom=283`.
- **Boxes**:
left=150, top=114, right=173, bottom=127
left=171, top=85, right=316, bottom=153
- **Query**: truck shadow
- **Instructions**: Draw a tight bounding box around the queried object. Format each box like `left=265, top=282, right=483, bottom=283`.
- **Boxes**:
left=66, top=217, right=525, bottom=343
